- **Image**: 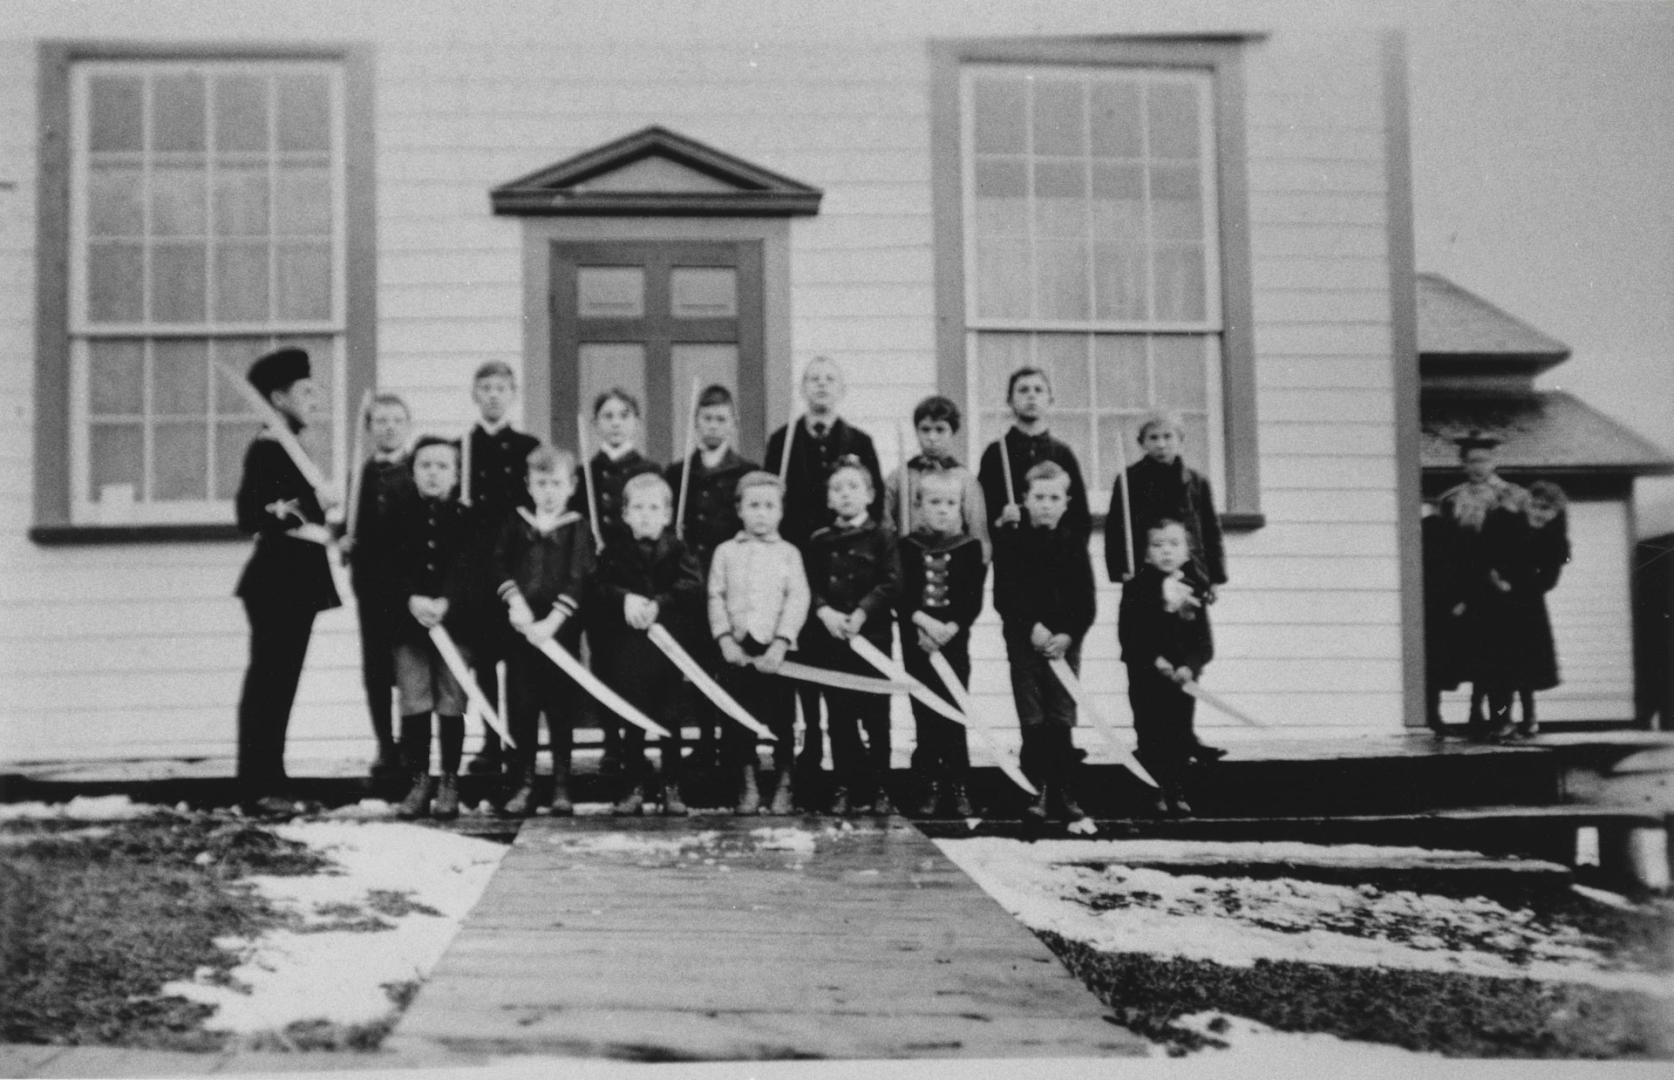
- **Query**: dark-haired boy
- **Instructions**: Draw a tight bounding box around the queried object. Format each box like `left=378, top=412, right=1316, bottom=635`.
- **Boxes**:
left=233, top=346, right=341, bottom=815
left=977, top=366, right=1092, bottom=540
left=884, top=394, right=990, bottom=563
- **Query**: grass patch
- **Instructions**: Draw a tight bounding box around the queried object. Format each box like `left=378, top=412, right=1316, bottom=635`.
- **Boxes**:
left=0, top=813, right=329, bottom=1050
left=1039, top=931, right=1674, bottom=1059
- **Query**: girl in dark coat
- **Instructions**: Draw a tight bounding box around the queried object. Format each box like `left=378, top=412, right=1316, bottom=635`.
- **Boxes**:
left=1479, top=481, right=1570, bottom=737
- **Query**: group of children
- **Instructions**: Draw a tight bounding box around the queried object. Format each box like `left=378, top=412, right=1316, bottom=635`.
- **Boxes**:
left=236, top=347, right=1233, bottom=824
left=1424, top=435, right=1571, bottom=741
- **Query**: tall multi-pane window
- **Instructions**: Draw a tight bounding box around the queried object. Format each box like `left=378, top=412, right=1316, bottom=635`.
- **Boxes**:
left=962, top=64, right=1224, bottom=502
left=68, top=61, right=346, bottom=524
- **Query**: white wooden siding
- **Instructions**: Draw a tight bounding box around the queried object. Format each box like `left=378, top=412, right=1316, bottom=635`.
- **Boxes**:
left=2, top=2, right=1414, bottom=765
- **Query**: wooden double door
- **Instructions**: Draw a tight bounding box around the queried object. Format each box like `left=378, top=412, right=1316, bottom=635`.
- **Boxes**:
left=550, top=241, right=766, bottom=463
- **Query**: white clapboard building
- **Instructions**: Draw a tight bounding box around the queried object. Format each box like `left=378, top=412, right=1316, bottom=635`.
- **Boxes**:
left=0, top=0, right=1656, bottom=766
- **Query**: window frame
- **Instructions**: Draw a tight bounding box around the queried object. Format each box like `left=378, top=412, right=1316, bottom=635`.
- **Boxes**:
left=31, top=40, right=377, bottom=545
left=930, top=36, right=1262, bottom=528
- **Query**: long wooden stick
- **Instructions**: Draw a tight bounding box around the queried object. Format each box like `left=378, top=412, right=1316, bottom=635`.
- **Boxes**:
left=459, top=422, right=473, bottom=506
left=778, top=392, right=798, bottom=485
left=1112, top=415, right=1136, bottom=578
left=577, top=410, right=602, bottom=551
left=896, top=423, right=912, bottom=535
left=215, top=361, right=331, bottom=493
left=675, top=376, right=702, bottom=539
left=998, top=428, right=1017, bottom=513
left=344, top=388, right=373, bottom=541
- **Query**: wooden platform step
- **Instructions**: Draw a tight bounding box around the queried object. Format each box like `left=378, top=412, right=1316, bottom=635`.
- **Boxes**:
left=388, top=817, right=1147, bottom=1061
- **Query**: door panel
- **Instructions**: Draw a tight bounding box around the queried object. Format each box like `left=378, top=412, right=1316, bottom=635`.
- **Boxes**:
left=552, top=241, right=764, bottom=463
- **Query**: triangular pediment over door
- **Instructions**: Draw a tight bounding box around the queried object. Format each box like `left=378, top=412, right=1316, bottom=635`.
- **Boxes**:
left=490, top=125, right=823, bottom=217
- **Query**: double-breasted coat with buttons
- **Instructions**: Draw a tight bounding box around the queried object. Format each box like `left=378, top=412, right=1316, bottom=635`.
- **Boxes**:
left=764, top=418, right=885, bottom=548
left=801, top=519, right=903, bottom=657
left=665, top=447, right=757, bottom=571
left=390, top=492, right=474, bottom=644
left=570, top=449, right=662, bottom=547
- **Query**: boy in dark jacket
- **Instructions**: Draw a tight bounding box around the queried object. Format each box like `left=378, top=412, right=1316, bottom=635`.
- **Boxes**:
left=460, top=361, right=541, bottom=780
left=993, top=461, right=1096, bottom=828
left=233, top=346, right=341, bottom=815
left=390, top=436, right=474, bottom=820
left=343, top=393, right=415, bottom=789
left=592, top=472, right=704, bottom=815
left=1118, top=519, right=1215, bottom=816
left=978, top=366, right=1092, bottom=540
left=667, top=384, right=758, bottom=769
left=897, top=468, right=988, bottom=817
left=802, top=456, right=902, bottom=815
left=1104, top=409, right=1228, bottom=762
left=494, top=445, right=594, bottom=816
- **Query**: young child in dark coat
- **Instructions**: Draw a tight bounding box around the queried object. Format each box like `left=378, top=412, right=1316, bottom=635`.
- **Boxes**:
left=591, top=472, right=704, bottom=816
left=897, top=468, right=988, bottom=818
left=993, top=461, right=1096, bottom=828
left=344, top=393, right=415, bottom=789
left=802, top=456, right=903, bottom=815
left=390, top=436, right=474, bottom=821
left=667, top=384, right=759, bottom=769
left=1104, top=410, right=1228, bottom=762
left=1118, top=519, right=1215, bottom=816
left=460, top=361, right=541, bottom=780
left=978, top=366, right=1092, bottom=540
left=709, top=472, right=811, bottom=814
left=571, top=387, right=663, bottom=777
left=494, top=445, right=594, bottom=817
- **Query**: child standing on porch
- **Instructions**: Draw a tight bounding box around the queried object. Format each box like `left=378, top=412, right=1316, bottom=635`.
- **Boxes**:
left=343, top=393, right=415, bottom=792
left=494, top=445, right=594, bottom=817
left=1118, top=519, right=1215, bottom=817
left=390, top=436, right=474, bottom=821
left=801, top=457, right=902, bottom=815
left=591, top=472, right=704, bottom=816
left=897, top=467, right=988, bottom=818
left=571, top=388, right=662, bottom=778
left=709, top=471, right=811, bottom=815
left=666, top=384, right=759, bottom=769
left=993, top=461, right=1096, bottom=830
left=460, top=361, right=540, bottom=782
left=977, top=366, right=1092, bottom=540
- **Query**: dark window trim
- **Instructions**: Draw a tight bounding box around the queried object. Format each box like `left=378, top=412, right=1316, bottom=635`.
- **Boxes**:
left=929, top=34, right=1262, bottom=526
left=31, top=39, right=377, bottom=540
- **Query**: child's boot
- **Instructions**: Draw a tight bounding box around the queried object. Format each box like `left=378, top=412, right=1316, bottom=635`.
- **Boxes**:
left=397, top=773, right=434, bottom=820
left=1163, top=782, right=1192, bottom=817
left=946, top=780, right=975, bottom=818
left=913, top=781, right=940, bottom=819
left=548, top=764, right=574, bottom=817
left=735, top=766, right=761, bottom=815
left=612, top=783, right=645, bottom=816
left=501, top=767, right=537, bottom=818
left=768, top=768, right=795, bottom=816
left=871, top=786, right=896, bottom=817
left=662, top=781, right=688, bottom=817
left=829, top=786, right=852, bottom=817
left=1024, top=786, right=1049, bottom=825
left=432, top=772, right=460, bottom=821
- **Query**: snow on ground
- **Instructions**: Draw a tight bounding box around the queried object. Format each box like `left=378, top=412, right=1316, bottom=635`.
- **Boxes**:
left=0, top=795, right=164, bottom=821
left=935, top=837, right=1674, bottom=998
left=161, top=821, right=506, bottom=1035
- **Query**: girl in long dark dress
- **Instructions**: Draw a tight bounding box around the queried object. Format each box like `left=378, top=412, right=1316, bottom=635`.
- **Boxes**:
left=1479, top=481, right=1570, bottom=738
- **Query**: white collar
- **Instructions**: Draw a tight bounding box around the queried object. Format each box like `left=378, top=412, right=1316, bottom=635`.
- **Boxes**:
left=699, top=443, right=729, bottom=468
left=518, top=507, right=580, bottom=534
left=735, top=529, right=783, bottom=544
left=804, top=414, right=838, bottom=435
left=372, top=449, right=405, bottom=464
left=841, top=512, right=870, bottom=529
left=601, top=441, right=635, bottom=462
left=477, top=417, right=510, bottom=436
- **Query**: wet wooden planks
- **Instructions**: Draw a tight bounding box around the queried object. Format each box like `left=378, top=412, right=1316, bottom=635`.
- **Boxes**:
left=391, top=816, right=1144, bottom=1061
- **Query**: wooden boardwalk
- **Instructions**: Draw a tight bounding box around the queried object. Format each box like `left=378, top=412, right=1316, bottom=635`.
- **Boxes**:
left=390, top=816, right=1145, bottom=1061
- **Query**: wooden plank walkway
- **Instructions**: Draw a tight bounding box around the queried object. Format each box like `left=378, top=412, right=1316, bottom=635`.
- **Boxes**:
left=390, top=816, right=1145, bottom=1061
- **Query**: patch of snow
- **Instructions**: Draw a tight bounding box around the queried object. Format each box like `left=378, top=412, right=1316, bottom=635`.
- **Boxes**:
left=936, top=837, right=1674, bottom=999
left=538, top=829, right=723, bottom=857
left=161, top=821, right=505, bottom=1034
left=750, top=826, right=817, bottom=854
left=0, top=795, right=164, bottom=822
left=1172, top=1011, right=1449, bottom=1064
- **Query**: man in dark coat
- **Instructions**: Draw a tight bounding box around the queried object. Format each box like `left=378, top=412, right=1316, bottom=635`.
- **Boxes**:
left=233, top=346, right=341, bottom=815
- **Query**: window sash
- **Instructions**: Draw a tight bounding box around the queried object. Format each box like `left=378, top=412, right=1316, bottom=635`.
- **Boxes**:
left=959, top=62, right=1227, bottom=502
left=65, top=59, right=348, bottom=526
